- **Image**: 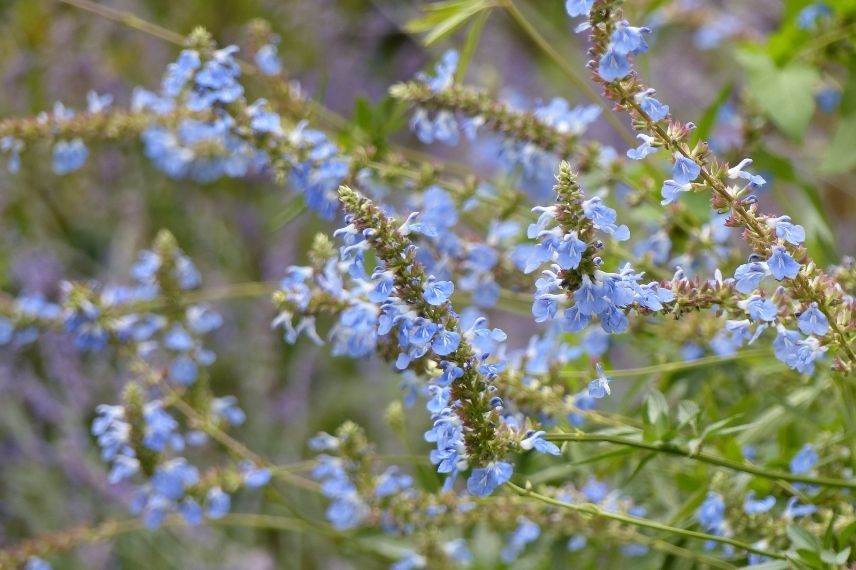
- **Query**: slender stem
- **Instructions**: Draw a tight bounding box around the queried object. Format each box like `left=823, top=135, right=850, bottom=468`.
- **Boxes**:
left=499, top=0, right=636, bottom=146
left=507, top=482, right=787, bottom=560
left=543, top=432, right=856, bottom=489
left=560, top=349, right=774, bottom=379
left=167, top=395, right=321, bottom=493
left=0, top=513, right=329, bottom=567
left=58, top=0, right=185, bottom=44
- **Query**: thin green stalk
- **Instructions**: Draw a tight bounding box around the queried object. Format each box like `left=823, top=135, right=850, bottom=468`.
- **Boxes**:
left=507, top=482, right=787, bottom=560
left=560, top=349, right=774, bottom=379
left=543, top=432, right=856, bottom=490
left=0, top=511, right=385, bottom=567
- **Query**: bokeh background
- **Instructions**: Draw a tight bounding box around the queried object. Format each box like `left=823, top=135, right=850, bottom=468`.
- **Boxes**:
left=0, top=0, right=852, bottom=567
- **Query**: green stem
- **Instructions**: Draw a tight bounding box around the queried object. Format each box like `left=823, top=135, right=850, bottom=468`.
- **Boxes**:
left=543, top=432, right=856, bottom=489
left=560, top=349, right=774, bottom=379
left=507, top=482, right=787, bottom=560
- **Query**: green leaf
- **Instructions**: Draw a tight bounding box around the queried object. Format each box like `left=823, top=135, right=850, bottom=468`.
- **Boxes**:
left=405, top=0, right=492, bottom=46
left=820, top=112, right=856, bottom=174
left=677, top=400, right=700, bottom=427
left=788, top=524, right=821, bottom=552
left=646, top=390, right=670, bottom=425
left=736, top=50, right=819, bottom=139
left=820, top=547, right=851, bottom=565
left=455, top=9, right=490, bottom=83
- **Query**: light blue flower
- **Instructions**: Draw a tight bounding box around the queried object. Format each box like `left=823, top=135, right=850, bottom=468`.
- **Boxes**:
left=598, top=48, right=631, bottom=82
left=672, top=154, right=701, bottom=185
left=254, top=44, right=282, bottom=76
left=52, top=139, right=89, bottom=174
left=467, top=461, right=513, bottom=496
left=205, top=486, right=231, bottom=519
left=790, top=444, right=818, bottom=474
left=565, top=0, right=594, bottom=17
left=743, top=492, right=776, bottom=515
left=660, top=179, right=691, bottom=205
left=767, top=246, right=801, bottom=280
left=734, top=261, right=769, bottom=293
left=797, top=302, right=829, bottom=336
left=520, top=430, right=560, bottom=455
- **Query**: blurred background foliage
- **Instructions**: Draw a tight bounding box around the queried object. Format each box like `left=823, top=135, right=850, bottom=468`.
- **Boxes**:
left=0, top=0, right=853, bottom=568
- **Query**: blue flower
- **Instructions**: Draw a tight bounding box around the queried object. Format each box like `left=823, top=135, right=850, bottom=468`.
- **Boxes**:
left=328, top=495, right=368, bottom=530
left=179, top=498, right=203, bottom=525
left=239, top=461, right=272, bottom=488
left=143, top=402, right=183, bottom=452
left=415, top=49, right=458, bottom=93
left=151, top=458, right=199, bottom=501
left=771, top=216, right=805, bottom=245
left=500, top=517, right=541, bottom=562
left=561, top=304, right=590, bottom=333
left=52, top=139, right=89, bottom=174
left=25, top=557, right=52, bottom=570
left=767, top=246, right=801, bottom=280
left=784, top=496, right=817, bottom=519
left=86, top=90, right=113, bottom=114
left=574, top=275, right=608, bottom=316
left=790, top=444, right=818, bottom=474
left=565, top=0, right=594, bottom=17
left=611, top=21, right=650, bottom=55
left=432, top=328, right=461, bottom=356
left=423, top=279, right=454, bottom=306
left=374, top=466, right=413, bottom=498
left=696, top=492, right=726, bottom=533
left=797, top=3, right=831, bottom=29
left=443, top=539, right=473, bottom=564
left=743, top=295, right=778, bottom=322
left=727, top=158, right=766, bottom=187
left=567, top=535, right=587, bottom=551
left=672, top=154, right=701, bottom=185
left=169, top=356, right=199, bottom=386
left=532, top=295, right=559, bottom=323
left=581, top=478, right=609, bottom=502
left=598, top=48, right=631, bottom=82
left=556, top=233, right=588, bottom=270
left=162, top=49, right=200, bottom=97
left=1, top=136, right=23, bottom=173
left=797, top=303, right=829, bottom=336
left=534, top=99, right=601, bottom=135
left=467, top=461, right=513, bottom=496
left=247, top=99, right=283, bottom=136
left=816, top=87, right=841, bottom=112
left=636, top=91, right=670, bottom=121
left=660, top=179, right=691, bottom=205
left=587, top=364, right=611, bottom=399
left=410, top=109, right=459, bottom=145
left=733, top=261, right=769, bottom=293
left=743, top=492, right=775, bottom=515
left=627, top=134, right=658, bottom=160
left=212, top=396, right=246, bottom=426
left=205, top=486, right=231, bottom=519
left=391, top=551, right=427, bottom=570
left=254, top=44, right=282, bottom=76
left=520, top=430, right=560, bottom=455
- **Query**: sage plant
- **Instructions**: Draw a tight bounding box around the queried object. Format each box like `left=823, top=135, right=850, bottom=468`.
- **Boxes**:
left=0, top=1, right=854, bottom=568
